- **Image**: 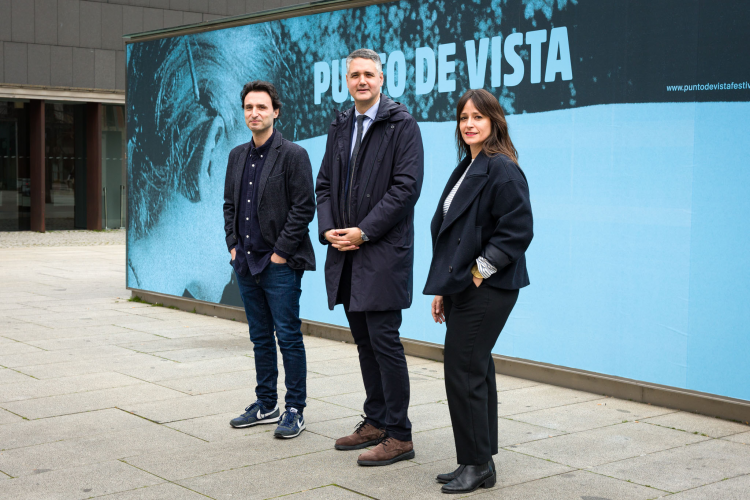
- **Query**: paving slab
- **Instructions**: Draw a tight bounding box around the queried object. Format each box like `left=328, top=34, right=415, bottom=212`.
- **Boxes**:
left=164, top=411, right=280, bottom=442
left=0, top=345, right=135, bottom=369
left=1, top=382, right=186, bottom=419
left=307, top=356, right=369, bottom=376
left=407, top=402, right=452, bottom=433
left=319, top=378, right=447, bottom=409
left=7, top=308, right=133, bottom=321
left=0, top=459, right=163, bottom=500
left=642, top=411, right=750, bottom=438
left=303, top=372, right=367, bottom=399
left=177, top=448, right=416, bottom=499
left=281, top=485, right=371, bottom=499
left=300, top=398, right=363, bottom=422
left=470, top=469, right=665, bottom=500
left=119, top=387, right=255, bottom=424
left=340, top=449, right=573, bottom=500
left=723, top=431, right=750, bottom=445
left=303, top=343, right=360, bottom=363
left=23, top=330, right=164, bottom=351
left=0, top=408, right=158, bottom=450
left=125, top=429, right=335, bottom=481
left=302, top=336, right=352, bottom=349
left=0, top=423, right=203, bottom=477
left=407, top=363, right=444, bottom=381
left=511, top=397, right=676, bottom=433
left=410, top=420, right=565, bottom=467
left=0, top=341, right=45, bottom=356
left=2, top=324, right=144, bottom=343
left=497, top=384, right=605, bottom=417
left=0, top=368, right=36, bottom=386
left=0, top=372, right=143, bottom=403
left=112, top=355, right=255, bottom=383
left=409, top=426, right=458, bottom=465
left=666, top=474, right=750, bottom=500
left=591, top=438, right=750, bottom=492
left=0, top=407, right=23, bottom=424
left=12, top=352, right=179, bottom=380
left=116, top=334, right=252, bottom=354
left=88, top=482, right=210, bottom=499
left=511, top=421, right=708, bottom=469
left=155, top=368, right=257, bottom=395
left=12, top=312, right=142, bottom=330
left=138, top=345, right=254, bottom=363
left=305, top=414, right=367, bottom=441
left=495, top=374, right=541, bottom=392
left=497, top=417, right=567, bottom=446
left=126, top=324, right=247, bottom=339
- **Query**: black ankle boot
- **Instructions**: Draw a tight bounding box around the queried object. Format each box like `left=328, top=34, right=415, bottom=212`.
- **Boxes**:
left=441, top=461, right=496, bottom=494
left=436, top=464, right=465, bottom=484
left=436, top=457, right=495, bottom=484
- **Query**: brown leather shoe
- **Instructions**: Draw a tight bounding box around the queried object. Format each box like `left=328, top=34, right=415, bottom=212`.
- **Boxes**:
left=334, top=418, right=385, bottom=450
left=357, top=436, right=415, bottom=466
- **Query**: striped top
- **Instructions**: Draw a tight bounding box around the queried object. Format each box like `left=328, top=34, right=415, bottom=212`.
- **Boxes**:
left=443, top=160, right=498, bottom=279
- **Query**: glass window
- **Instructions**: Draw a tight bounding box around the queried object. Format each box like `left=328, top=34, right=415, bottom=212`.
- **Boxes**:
left=0, top=101, right=31, bottom=231
left=102, top=105, right=126, bottom=229
left=45, top=103, right=87, bottom=230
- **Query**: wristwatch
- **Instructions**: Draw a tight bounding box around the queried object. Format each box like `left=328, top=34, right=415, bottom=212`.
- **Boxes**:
left=360, top=230, right=369, bottom=242
left=471, top=264, right=483, bottom=279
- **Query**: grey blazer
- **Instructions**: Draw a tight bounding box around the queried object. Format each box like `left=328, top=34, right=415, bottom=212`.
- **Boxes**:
left=223, top=130, right=316, bottom=271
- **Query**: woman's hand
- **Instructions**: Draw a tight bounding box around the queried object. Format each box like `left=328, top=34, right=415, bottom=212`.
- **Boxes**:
left=473, top=276, right=483, bottom=288
left=432, top=295, right=445, bottom=324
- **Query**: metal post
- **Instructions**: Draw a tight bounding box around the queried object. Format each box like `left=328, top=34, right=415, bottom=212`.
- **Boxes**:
left=103, top=186, right=108, bottom=230
left=29, top=100, right=45, bottom=232
left=86, top=102, right=102, bottom=230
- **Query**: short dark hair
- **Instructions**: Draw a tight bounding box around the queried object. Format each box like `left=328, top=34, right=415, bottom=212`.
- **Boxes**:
left=346, top=48, right=382, bottom=73
left=240, top=80, right=282, bottom=115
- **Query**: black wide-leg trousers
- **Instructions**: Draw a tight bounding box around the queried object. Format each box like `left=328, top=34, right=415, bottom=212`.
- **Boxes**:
left=444, top=282, right=519, bottom=465
left=337, top=255, right=412, bottom=442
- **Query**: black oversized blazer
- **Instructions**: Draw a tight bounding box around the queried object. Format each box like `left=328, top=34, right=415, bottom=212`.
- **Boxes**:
left=423, top=152, right=533, bottom=297
left=223, top=130, right=316, bottom=271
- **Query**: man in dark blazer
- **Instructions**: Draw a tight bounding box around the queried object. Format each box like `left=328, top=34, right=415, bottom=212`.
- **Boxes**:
left=223, top=81, right=315, bottom=439
left=316, top=49, right=424, bottom=466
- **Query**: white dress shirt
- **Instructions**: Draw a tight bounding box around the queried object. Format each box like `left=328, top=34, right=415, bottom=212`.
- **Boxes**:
left=350, top=98, right=380, bottom=156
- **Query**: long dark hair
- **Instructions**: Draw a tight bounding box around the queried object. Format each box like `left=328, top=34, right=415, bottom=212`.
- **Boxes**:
left=455, top=89, right=518, bottom=164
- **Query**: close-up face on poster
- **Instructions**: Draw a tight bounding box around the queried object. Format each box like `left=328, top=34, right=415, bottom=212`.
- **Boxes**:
left=126, top=0, right=750, bottom=400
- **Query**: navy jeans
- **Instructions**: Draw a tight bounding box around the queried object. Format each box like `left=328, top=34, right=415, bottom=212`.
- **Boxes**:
left=235, top=262, right=307, bottom=412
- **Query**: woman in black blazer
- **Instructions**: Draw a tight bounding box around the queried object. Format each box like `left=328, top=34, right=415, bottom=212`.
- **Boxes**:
left=423, top=89, right=533, bottom=494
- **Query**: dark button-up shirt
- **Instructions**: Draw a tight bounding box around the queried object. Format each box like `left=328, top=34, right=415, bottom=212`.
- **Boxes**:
left=233, top=130, right=289, bottom=277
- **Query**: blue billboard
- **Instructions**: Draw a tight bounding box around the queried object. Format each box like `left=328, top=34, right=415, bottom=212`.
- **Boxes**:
left=126, top=0, right=750, bottom=401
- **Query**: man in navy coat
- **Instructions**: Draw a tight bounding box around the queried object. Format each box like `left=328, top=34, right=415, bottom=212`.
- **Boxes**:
left=316, top=49, right=424, bottom=466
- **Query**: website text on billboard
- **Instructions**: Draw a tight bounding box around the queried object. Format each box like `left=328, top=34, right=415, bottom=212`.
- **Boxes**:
left=666, top=82, right=750, bottom=92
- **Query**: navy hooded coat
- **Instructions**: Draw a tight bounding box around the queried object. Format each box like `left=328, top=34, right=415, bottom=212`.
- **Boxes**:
left=316, top=95, right=424, bottom=311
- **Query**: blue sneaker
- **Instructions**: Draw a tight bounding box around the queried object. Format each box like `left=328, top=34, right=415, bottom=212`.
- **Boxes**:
left=274, top=408, right=305, bottom=439
left=229, top=401, right=280, bottom=428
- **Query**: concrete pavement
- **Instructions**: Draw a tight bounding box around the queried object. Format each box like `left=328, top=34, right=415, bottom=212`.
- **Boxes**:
left=0, top=231, right=748, bottom=499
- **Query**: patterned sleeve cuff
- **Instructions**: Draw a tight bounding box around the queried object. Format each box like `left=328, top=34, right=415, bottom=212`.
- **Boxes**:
left=476, top=256, right=498, bottom=278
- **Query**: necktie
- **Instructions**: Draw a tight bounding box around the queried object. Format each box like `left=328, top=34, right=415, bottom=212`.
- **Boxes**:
left=344, top=115, right=366, bottom=226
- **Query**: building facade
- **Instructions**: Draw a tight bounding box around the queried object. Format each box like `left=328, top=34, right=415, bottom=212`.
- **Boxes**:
left=0, top=0, right=302, bottom=231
